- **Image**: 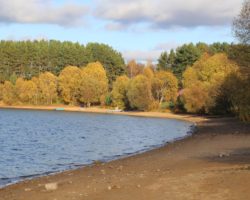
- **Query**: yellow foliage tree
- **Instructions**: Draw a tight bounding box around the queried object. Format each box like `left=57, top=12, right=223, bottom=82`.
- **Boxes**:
left=38, top=72, right=58, bottom=105
left=127, top=60, right=143, bottom=78
left=58, top=66, right=82, bottom=104
left=143, top=66, right=154, bottom=82
left=127, top=75, right=153, bottom=111
left=2, top=81, right=16, bottom=105
left=79, top=62, right=108, bottom=106
left=15, top=78, right=37, bottom=104
left=182, top=53, right=239, bottom=113
left=0, top=84, right=3, bottom=101
left=111, top=75, right=130, bottom=110
left=152, top=71, right=178, bottom=104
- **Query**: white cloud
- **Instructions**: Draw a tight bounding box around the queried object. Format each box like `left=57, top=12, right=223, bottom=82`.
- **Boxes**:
left=94, top=0, right=243, bottom=30
left=123, top=49, right=162, bottom=62
left=0, top=0, right=88, bottom=26
left=123, top=41, right=183, bottom=62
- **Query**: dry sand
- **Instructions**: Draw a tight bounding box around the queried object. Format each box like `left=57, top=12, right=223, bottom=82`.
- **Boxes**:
left=0, top=106, right=250, bottom=200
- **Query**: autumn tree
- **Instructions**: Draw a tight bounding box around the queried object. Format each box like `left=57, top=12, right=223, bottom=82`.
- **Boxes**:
left=0, top=84, right=3, bottom=101
left=143, top=66, right=154, bottom=82
left=182, top=53, right=239, bottom=113
left=126, top=60, right=143, bottom=78
left=233, top=0, right=250, bottom=44
left=79, top=62, right=108, bottom=106
left=152, top=71, right=178, bottom=104
left=85, top=43, right=125, bottom=84
left=2, top=81, right=16, bottom=105
left=127, top=75, right=152, bottom=111
left=58, top=66, right=82, bottom=104
left=38, top=72, right=58, bottom=105
left=111, top=75, right=130, bottom=110
left=182, top=82, right=209, bottom=113
left=15, top=78, right=38, bottom=104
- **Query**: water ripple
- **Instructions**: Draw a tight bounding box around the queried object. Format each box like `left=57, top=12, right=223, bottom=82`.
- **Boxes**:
left=0, top=109, right=192, bottom=187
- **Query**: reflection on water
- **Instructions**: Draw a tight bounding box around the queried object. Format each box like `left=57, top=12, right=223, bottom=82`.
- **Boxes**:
left=0, top=109, right=192, bottom=187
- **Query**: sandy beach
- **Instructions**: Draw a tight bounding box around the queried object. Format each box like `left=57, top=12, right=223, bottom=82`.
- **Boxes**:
left=0, top=106, right=250, bottom=200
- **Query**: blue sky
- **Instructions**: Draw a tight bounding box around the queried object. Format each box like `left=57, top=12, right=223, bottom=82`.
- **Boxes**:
left=0, top=0, right=243, bottom=61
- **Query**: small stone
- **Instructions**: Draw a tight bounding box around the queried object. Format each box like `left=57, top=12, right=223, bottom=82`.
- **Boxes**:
left=24, top=188, right=31, bottom=192
left=137, top=184, right=141, bottom=188
left=111, top=185, right=120, bottom=189
left=101, top=169, right=106, bottom=175
left=107, top=186, right=112, bottom=190
left=219, top=152, right=230, bottom=158
left=45, top=182, right=58, bottom=191
left=117, top=166, right=123, bottom=171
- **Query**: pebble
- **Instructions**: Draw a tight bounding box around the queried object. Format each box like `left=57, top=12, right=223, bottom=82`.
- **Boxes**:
left=24, top=188, right=31, bottom=192
left=45, top=182, right=58, bottom=191
left=117, top=165, right=123, bottom=171
left=219, top=152, right=230, bottom=158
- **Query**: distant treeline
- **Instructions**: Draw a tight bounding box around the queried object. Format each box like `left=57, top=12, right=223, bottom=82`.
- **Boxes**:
left=0, top=40, right=249, bottom=121
left=0, top=40, right=125, bottom=84
left=156, top=42, right=250, bottom=79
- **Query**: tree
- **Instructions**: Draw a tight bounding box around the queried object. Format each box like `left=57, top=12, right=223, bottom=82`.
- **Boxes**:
left=182, top=53, right=239, bottom=114
left=2, top=81, right=16, bottom=105
left=58, top=66, right=82, bottom=104
left=127, top=75, right=152, bottom=111
left=173, top=43, right=201, bottom=79
left=0, top=84, right=3, bottom=101
left=209, top=42, right=230, bottom=54
left=79, top=62, right=108, bottom=106
left=126, top=60, right=143, bottom=78
left=182, top=82, right=209, bottom=113
left=228, top=44, right=250, bottom=69
left=16, top=78, right=37, bottom=104
left=143, top=66, right=154, bottom=81
left=233, top=0, right=250, bottom=44
left=152, top=71, right=178, bottom=104
left=38, top=72, right=58, bottom=104
left=85, top=43, right=125, bottom=85
left=168, top=49, right=176, bottom=68
left=111, top=75, right=130, bottom=110
left=157, top=52, right=168, bottom=71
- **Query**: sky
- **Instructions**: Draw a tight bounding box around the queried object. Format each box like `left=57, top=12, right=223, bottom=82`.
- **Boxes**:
left=0, top=0, right=243, bottom=62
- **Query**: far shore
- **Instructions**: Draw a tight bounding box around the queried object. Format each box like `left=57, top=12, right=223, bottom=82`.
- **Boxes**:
left=0, top=105, right=250, bottom=200
left=0, top=104, right=205, bottom=124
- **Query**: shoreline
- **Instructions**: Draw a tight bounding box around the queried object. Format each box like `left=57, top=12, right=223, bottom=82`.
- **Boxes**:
left=0, top=106, right=250, bottom=199
left=0, top=105, right=205, bottom=123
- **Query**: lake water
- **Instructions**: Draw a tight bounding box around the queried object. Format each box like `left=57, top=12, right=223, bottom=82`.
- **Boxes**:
left=0, top=109, right=193, bottom=187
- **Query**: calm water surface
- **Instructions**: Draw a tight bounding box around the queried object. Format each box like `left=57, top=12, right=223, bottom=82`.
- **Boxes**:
left=0, top=109, right=193, bottom=187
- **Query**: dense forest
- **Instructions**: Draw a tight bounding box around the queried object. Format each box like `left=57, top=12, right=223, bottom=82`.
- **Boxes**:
left=0, top=43, right=249, bottom=121
left=0, top=0, right=249, bottom=121
left=0, top=41, right=125, bottom=85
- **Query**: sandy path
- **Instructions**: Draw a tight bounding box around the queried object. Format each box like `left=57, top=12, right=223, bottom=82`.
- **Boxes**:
left=0, top=107, right=250, bottom=200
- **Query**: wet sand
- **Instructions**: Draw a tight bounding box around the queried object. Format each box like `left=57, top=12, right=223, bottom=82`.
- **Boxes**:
left=0, top=106, right=250, bottom=200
